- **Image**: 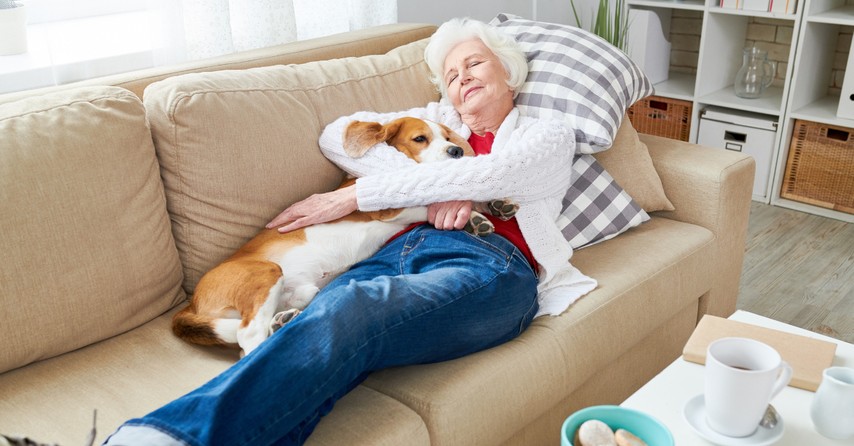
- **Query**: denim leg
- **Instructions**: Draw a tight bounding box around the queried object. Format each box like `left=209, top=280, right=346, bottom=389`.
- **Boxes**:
left=111, top=226, right=538, bottom=446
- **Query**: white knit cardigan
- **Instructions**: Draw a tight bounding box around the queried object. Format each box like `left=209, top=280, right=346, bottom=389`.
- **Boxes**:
left=318, top=102, right=597, bottom=317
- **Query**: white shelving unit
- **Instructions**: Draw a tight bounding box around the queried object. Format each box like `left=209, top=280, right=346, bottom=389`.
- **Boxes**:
left=628, top=0, right=853, bottom=222
left=773, top=0, right=854, bottom=222
left=627, top=0, right=800, bottom=204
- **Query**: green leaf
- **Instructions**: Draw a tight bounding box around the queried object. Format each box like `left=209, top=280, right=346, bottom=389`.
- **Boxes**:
left=569, top=0, right=630, bottom=52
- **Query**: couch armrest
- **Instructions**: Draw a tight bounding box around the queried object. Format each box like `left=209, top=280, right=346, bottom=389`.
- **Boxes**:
left=640, top=134, right=755, bottom=320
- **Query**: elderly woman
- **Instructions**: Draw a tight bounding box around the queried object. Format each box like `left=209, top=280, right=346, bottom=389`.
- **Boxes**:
left=104, top=17, right=595, bottom=446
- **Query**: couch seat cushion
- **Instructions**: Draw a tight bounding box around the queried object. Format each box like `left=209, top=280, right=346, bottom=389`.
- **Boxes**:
left=363, top=217, right=713, bottom=445
left=0, top=307, right=430, bottom=446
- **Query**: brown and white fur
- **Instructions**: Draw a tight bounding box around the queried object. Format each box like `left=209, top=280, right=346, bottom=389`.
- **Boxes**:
left=172, top=117, right=519, bottom=355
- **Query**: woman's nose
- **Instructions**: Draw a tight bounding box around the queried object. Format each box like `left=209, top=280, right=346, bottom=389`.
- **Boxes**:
left=447, top=146, right=464, bottom=158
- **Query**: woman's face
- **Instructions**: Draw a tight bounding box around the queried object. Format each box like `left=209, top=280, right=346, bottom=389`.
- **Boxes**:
left=442, top=38, right=513, bottom=118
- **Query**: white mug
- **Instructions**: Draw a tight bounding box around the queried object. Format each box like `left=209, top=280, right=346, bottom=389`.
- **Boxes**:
left=704, top=337, right=793, bottom=437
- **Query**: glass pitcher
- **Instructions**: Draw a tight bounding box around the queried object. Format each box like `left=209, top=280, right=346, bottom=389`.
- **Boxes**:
left=734, top=47, right=777, bottom=99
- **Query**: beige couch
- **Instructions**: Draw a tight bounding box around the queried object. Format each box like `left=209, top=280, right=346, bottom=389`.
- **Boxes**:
left=0, top=23, right=755, bottom=445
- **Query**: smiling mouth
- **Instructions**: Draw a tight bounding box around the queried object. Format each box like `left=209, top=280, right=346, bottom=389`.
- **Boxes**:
left=463, top=87, right=482, bottom=102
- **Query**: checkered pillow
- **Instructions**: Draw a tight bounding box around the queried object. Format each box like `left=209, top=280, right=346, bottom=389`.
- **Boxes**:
left=490, top=13, right=654, bottom=154
left=558, top=155, right=649, bottom=249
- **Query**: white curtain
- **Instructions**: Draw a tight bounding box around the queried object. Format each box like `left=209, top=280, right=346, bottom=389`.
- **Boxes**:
left=151, top=0, right=397, bottom=63
left=0, top=0, right=397, bottom=93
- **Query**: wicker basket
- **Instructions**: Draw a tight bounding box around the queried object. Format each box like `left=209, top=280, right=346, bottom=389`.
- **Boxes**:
left=627, top=96, right=692, bottom=142
left=781, top=120, right=854, bottom=214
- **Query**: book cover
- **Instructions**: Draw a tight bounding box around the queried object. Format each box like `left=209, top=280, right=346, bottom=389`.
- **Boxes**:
left=683, top=314, right=837, bottom=391
left=770, top=0, right=797, bottom=14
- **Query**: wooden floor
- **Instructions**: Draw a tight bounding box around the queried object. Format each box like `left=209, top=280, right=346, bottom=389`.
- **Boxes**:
left=737, top=202, right=854, bottom=343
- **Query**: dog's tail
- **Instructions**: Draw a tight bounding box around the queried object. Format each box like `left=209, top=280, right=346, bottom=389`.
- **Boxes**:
left=172, top=305, right=231, bottom=346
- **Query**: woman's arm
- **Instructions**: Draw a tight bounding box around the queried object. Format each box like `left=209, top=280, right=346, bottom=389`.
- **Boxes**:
left=267, top=118, right=574, bottom=232
left=355, top=117, right=576, bottom=212
left=268, top=102, right=469, bottom=232
left=266, top=185, right=358, bottom=233
left=265, top=187, right=476, bottom=233
left=318, top=102, right=468, bottom=178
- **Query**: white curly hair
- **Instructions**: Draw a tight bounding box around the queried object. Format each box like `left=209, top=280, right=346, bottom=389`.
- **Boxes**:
left=424, top=18, right=529, bottom=100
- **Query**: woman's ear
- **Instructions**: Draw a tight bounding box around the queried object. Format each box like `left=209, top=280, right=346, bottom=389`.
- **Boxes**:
left=343, top=121, right=384, bottom=158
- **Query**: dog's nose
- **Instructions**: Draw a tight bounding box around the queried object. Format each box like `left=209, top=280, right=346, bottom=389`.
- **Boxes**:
left=447, top=146, right=464, bottom=159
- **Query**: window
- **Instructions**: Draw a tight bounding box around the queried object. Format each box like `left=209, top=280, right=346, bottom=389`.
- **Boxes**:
left=0, top=0, right=397, bottom=95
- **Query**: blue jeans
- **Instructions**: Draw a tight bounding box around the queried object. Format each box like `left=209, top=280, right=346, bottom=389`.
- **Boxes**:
left=107, top=226, right=539, bottom=446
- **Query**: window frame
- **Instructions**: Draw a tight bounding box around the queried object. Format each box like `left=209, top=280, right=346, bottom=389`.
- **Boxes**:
left=24, top=0, right=150, bottom=24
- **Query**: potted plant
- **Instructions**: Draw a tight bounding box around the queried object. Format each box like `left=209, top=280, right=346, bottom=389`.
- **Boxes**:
left=570, top=0, right=629, bottom=52
left=0, top=0, right=28, bottom=56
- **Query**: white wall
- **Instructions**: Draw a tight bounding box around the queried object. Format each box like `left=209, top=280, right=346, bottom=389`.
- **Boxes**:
left=397, top=0, right=594, bottom=27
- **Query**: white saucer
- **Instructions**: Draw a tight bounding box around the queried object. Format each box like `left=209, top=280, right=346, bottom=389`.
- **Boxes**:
left=683, top=394, right=784, bottom=446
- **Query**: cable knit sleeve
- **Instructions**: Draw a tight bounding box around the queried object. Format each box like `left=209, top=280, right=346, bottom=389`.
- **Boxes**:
left=355, top=117, right=576, bottom=212
left=318, top=102, right=468, bottom=178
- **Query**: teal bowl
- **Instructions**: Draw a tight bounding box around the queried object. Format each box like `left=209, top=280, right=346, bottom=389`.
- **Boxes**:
left=561, top=405, right=674, bottom=446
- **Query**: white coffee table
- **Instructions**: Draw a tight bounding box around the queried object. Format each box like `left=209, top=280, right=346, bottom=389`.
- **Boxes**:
left=621, top=310, right=853, bottom=445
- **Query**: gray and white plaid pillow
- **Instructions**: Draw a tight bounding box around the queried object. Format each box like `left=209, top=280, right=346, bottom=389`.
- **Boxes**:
left=558, top=155, right=649, bottom=249
left=490, top=13, right=654, bottom=154
left=488, top=13, right=652, bottom=247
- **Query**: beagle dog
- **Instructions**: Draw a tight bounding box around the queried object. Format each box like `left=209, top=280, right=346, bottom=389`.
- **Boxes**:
left=172, top=117, right=518, bottom=355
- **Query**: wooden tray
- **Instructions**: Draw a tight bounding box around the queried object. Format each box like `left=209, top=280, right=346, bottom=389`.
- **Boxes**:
left=683, top=315, right=837, bottom=391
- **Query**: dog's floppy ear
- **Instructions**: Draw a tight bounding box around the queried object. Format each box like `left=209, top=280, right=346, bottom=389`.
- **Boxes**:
left=342, top=120, right=402, bottom=158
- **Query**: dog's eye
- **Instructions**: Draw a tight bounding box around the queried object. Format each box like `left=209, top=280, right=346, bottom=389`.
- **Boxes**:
left=413, top=135, right=427, bottom=143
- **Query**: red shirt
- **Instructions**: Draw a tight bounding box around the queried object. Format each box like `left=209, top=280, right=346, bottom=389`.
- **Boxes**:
left=387, top=132, right=537, bottom=270
left=467, top=132, right=537, bottom=269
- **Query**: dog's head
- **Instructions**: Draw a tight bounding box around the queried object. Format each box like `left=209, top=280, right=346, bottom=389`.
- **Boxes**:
left=343, top=117, right=474, bottom=163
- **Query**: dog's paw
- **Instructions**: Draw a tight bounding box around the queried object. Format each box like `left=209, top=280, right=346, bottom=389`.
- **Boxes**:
left=464, top=211, right=494, bottom=236
left=269, top=309, right=301, bottom=335
left=487, top=199, right=519, bottom=220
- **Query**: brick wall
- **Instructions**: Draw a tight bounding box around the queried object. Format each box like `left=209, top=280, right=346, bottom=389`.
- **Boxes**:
left=650, top=8, right=854, bottom=93
left=831, top=29, right=852, bottom=95
left=745, top=17, right=794, bottom=88
left=664, top=13, right=793, bottom=88
left=670, top=10, right=702, bottom=75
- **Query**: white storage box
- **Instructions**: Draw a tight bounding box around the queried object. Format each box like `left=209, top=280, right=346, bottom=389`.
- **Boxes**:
left=627, top=9, right=671, bottom=85
left=837, top=35, right=854, bottom=119
left=697, top=107, right=778, bottom=200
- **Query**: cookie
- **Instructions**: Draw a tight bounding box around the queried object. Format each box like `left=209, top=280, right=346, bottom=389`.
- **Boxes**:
left=615, top=428, right=647, bottom=446
left=575, top=419, right=617, bottom=446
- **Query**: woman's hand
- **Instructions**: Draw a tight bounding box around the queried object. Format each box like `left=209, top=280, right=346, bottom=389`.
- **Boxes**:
left=266, top=185, right=358, bottom=233
left=427, top=200, right=472, bottom=231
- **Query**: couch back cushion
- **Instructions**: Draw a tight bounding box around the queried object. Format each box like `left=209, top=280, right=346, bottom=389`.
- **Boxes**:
left=595, top=117, right=674, bottom=213
left=144, top=38, right=439, bottom=293
left=0, top=87, right=185, bottom=373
